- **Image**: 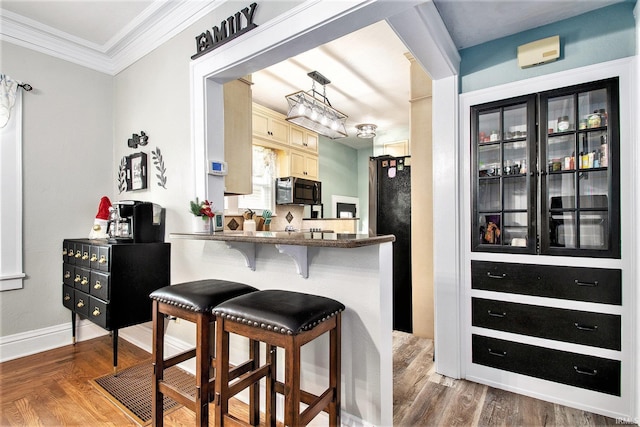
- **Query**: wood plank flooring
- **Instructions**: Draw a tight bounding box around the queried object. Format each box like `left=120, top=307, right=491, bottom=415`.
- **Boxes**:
left=0, top=333, right=635, bottom=426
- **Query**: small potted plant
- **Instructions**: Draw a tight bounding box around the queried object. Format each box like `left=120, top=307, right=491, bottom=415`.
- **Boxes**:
left=189, top=197, right=215, bottom=233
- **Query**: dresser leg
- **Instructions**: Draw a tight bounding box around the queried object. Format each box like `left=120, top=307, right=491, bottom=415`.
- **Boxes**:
left=71, top=312, right=76, bottom=345
left=113, top=329, right=118, bottom=376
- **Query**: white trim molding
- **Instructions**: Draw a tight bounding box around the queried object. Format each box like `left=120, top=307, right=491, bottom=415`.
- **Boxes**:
left=0, top=1, right=226, bottom=75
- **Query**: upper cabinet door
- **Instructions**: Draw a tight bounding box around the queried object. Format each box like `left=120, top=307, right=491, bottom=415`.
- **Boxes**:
left=471, top=95, right=537, bottom=254
left=539, top=78, right=620, bottom=258
left=471, top=78, right=620, bottom=258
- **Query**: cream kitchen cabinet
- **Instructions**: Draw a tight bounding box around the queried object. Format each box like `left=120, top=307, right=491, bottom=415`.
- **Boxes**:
left=252, top=102, right=289, bottom=145
left=290, top=149, right=318, bottom=180
left=224, top=77, right=253, bottom=195
left=290, top=125, right=318, bottom=154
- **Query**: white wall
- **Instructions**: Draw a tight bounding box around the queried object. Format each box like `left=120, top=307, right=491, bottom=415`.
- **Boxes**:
left=0, top=41, right=113, bottom=337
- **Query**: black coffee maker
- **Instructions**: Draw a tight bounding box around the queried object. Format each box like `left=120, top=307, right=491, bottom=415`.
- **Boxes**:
left=107, top=200, right=165, bottom=243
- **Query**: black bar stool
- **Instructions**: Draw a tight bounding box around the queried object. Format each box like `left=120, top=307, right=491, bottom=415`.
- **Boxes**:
left=149, top=279, right=259, bottom=427
left=213, top=289, right=344, bottom=427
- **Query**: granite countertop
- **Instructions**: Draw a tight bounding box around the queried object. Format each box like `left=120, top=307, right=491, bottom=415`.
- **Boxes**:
left=169, top=231, right=395, bottom=248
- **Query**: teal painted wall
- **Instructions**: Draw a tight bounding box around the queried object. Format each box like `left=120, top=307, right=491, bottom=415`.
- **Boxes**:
left=318, top=137, right=359, bottom=217
left=460, top=1, right=636, bottom=93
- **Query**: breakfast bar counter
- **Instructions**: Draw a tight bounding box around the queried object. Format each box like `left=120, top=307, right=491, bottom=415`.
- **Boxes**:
left=170, top=230, right=395, bottom=248
left=169, top=231, right=395, bottom=426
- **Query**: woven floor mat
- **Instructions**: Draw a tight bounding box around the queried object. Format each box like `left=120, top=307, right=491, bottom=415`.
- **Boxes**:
left=91, top=362, right=195, bottom=425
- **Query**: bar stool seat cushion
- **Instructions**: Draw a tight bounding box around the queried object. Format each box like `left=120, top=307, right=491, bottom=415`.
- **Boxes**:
left=150, top=279, right=258, bottom=313
left=213, top=289, right=345, bottom=335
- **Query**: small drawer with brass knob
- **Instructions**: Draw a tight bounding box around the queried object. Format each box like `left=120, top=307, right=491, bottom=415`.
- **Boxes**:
left=62, top=264, right=74, bottom=286
left=74, top=291, right=90, bottom=317
left=62, top=285, right=74, bottom=310
left=90, top=271, right=110, bottom=301
left=75, top=267, right=91, bottom=290
left=89, top=296, right=108, bottom=329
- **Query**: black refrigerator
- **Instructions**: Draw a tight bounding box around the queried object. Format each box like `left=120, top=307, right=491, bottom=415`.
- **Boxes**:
left=369, top=155, right=412, bottom=333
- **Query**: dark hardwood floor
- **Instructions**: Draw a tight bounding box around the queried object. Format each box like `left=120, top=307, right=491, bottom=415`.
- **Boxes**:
left=0, top=333, right=635, bottom=426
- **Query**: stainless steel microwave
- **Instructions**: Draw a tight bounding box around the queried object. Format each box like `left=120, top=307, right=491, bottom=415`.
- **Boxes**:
left=276, top=177, right=322, bottom=205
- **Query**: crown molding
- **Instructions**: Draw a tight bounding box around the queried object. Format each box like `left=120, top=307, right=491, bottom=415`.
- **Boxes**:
left=0, top=0, right=225, bottom=75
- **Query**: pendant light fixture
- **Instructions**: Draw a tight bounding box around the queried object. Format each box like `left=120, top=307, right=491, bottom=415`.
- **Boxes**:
left=285, top=71, right=348, bottom=139
left=355, top=123, right=377, bottom=139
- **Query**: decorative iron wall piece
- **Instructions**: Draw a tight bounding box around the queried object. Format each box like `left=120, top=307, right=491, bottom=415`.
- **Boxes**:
left=128, top=131, right=148, bottom=148
left=192, top=2, right=258, bottom=60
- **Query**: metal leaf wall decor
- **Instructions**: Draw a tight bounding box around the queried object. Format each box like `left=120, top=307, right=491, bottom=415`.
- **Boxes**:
left=117, top=156, right=127, bottom=193
left=152, top=146, right=167, bottom=189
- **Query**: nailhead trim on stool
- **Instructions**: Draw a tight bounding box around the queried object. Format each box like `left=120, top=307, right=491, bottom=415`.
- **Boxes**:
left=149, top=280, right=259, bottom=427
left=213, top=290, right=344, bottom=427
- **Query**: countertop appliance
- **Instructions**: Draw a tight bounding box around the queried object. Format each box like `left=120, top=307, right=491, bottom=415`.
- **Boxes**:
left=108, top=200, right=165, bottom=243
left=369, top=155, right=412, bottom=333
left=276, top=177, right=322, bottom=205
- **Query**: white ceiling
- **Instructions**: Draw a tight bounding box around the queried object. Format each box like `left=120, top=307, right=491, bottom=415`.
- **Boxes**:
left=1, top=0, right=624, bottom=149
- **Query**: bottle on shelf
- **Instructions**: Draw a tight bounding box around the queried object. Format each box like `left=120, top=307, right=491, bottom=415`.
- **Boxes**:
left=600, top=135, right=608, bottom=167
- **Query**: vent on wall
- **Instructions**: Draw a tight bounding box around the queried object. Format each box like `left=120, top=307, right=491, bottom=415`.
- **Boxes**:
left=517, top=35, right=560, bottom=68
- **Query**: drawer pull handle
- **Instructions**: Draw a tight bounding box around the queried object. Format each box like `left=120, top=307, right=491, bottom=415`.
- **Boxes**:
left=487, top=310, right=506, bottom=318
left=80, top=277, right=89, bottom=286
left=64, top=272, right=71, bottom=279
left=64, top=294, right=71, bottom=301
left=92, top=307, right=101, bottom=316
left=99, top=256, right=107, bottom=264
left=574, top=323, right=598, bottom=331
left=575, top=279, right=598, bottom=287
left=82, top=252, right=89, bottom=260
left=75, top=252, right=82, bottom=258
left=487, top=272, right=507, bottom=279
left=62, top=249, right=68, bottom=256
left=488, top=348, right=507, bottom=357
left=68, top=250, right=74, bottom=257
left=574, top=366, right=598, bottom=376
left=94, top=281, right=102, bottom=290
left=74, top=275, right=81, bottom=283
left=90, top=254, right=98, bottom=262
left=77, top=299, right=85, bottom=308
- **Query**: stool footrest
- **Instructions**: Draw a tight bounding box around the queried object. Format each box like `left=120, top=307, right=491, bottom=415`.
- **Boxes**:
left=275, top=381, right=333, bottom=413
left=159, top=380, right=197, bottom=409
left=300, top=387, right=334, bottom=426
left=229, top=359, right=255, bottom=381
left=163, top=348, right=197, bottom=369
left=228, top=364, right=270, bottom=399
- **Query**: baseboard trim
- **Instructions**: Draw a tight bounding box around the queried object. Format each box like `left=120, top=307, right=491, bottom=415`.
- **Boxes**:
left=0, top=318, right=107, bottom=362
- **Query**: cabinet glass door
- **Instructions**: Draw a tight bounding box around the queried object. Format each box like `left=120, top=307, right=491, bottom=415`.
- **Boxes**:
left=540, top=78, right=620, bottom=258
left=472, top=95, right=536, bottom=253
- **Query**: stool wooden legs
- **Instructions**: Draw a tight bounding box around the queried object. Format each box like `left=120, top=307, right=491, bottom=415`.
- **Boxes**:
left=152, top=300, right=164, bottom=427
left=215, top=314, right=341, bottom=427
left=152, top=300, right=217, bottom=427
left=330, top=315, right=341, bottom=427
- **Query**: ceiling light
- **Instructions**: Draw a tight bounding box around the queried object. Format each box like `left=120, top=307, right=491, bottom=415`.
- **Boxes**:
left=285, top=71, right=348, bottom=139
left=356, top=124, right=377, bottom=139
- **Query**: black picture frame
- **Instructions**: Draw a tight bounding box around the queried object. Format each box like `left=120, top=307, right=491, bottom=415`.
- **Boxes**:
left=126, top=152, right=148, bottom=191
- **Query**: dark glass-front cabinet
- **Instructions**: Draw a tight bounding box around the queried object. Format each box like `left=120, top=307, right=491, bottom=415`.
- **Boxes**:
left=471, top=78, right=620, bottom=258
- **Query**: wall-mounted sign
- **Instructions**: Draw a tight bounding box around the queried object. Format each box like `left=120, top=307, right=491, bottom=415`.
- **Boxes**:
left=192, top=2, right=258, bottom=60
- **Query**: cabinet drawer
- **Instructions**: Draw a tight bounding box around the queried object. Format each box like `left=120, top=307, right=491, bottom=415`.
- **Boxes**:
left=62, top=241, right=75, bottom=265
left=472, top=298, right=621, bottom=350
left=89, top=296, right=109, bottom=329
left=90, top=271, right=110, bottom=301
left=74, top=267, right=91, bottom=292
left=74, top=290, right=90, bottom=317
left=62, top=285, right=74, bottom=311
left=62, top=263, right=74, bottom=286
left=471, top=261, right=621, bottom=304
left=97, top=246, right=110, bottom=271
left=472, top=334, right=620, bottom=395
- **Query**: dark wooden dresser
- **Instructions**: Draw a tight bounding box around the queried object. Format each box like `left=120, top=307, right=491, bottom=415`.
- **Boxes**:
left=62, top=238, right=170, bottom=373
